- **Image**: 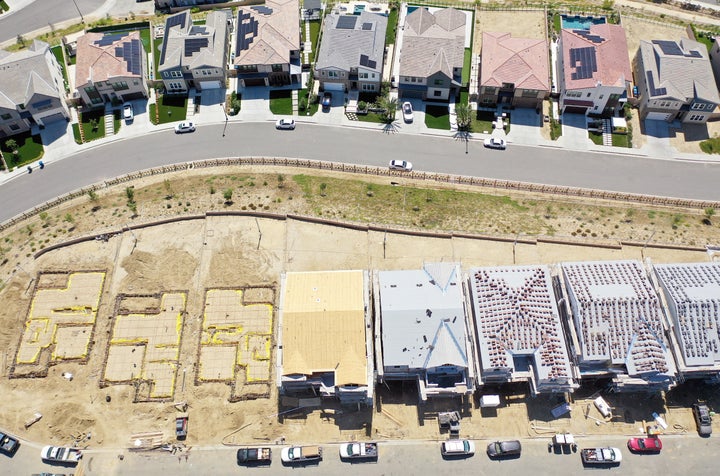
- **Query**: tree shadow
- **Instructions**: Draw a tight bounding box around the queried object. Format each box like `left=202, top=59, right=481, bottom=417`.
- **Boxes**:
left=382, top=120, right=399, bottom=134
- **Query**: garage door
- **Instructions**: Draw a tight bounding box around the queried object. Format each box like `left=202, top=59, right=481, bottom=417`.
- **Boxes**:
left=199, top=80, right=222, bottom=90
left=42, top=112, right=67, bottom=125
left=323, top=82, right=344, bottom=92
left=646, top=111, right=671, bottom=121
left=563, top=106, right=587, bottom=115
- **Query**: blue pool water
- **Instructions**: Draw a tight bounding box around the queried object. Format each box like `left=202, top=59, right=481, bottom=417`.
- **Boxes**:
left=354, top=4, right=365, bottom=14
left=561, top=14, right=606, bottom=30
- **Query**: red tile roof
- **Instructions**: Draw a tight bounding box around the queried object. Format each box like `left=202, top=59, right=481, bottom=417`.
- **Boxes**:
left=75, top=31, right=143, bottom=85
left=480, top=32, right=549, bottom=91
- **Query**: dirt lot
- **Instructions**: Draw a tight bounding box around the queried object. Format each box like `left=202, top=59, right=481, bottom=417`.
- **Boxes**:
left=474, top=10, right=547, bottom=53
left=0, top=167, right=717, bottom=452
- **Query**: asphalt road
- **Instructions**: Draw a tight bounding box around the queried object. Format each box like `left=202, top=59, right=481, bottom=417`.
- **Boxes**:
left=6, top=437, right=720, bottom=475
left=0, top=0, right=104, bottom=44
left=2, top=122, right=720, bottom=223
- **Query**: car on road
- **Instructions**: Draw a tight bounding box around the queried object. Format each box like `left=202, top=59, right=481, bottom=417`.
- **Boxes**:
left=275, top=118, right=296, bottom=130
left=441, top=439, right=474, bottom=457
left=484, top=137, right=506, bottom=149
left=389, top=159, right=412, bottom=172
left=693, top=403, right=713, bottom=436
left=486, top=440, right=521, bottom=458
left=321, top=92, right=332, bottom=110
left=402, top=102, right=413, bottom=123
left=627, top=437, right=661, bottom=453
left=123, top=103, right=133, bottom=122
left=174, top=121, right=195, bottom=133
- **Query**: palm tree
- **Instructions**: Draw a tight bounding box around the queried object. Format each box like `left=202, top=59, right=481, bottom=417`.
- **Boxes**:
left=455, top=103, right=472, bottom=131
left=380, top=97, right=398, bottom=124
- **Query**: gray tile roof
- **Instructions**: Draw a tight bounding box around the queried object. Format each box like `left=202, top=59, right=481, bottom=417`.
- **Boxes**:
left=159, top=10, right=228, bottom=72
left=638, top=38, right=720, bottom=104
left=315, top=11, right=387, bottom=73
left=399, top=7, right=465, bottom=78
left=378, top=263, right=469, bottom=370
left=0, top=40, right=61, bottom=108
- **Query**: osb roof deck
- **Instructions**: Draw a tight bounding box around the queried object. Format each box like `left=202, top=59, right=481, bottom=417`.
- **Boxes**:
left=281, top=270, right=367, bottom=386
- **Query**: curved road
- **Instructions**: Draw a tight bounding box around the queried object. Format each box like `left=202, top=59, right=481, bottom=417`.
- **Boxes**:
left=2, top=122, right=720, bottom=222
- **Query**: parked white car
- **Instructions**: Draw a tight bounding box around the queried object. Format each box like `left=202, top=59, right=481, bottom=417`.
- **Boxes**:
left=122, top=103, right=133, bottom=122
left=484, top=137, right=506, bottom=149
left=389, top=159, right=412, bottom=171
left=174, top=121, right=195, bottom=133
left=275, top=118, right=296, bottom=130
left=441, top=439, right=475, bottom=457
left=402, top=102, right=414, bottom=123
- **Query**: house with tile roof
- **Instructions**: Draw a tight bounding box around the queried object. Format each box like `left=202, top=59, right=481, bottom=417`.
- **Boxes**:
left=0, top=40, right=69, bottom=139
left=398, top=7, right=466, bottom=101
left=315, top=11, right=387, bottom=93
left=154, top=0, right=227, bottom=9
left=233, top=0, right=301, bottom=88
left=375, top=263, right=475, bottom=401
left=158, top=10, right=228, bottom=94
left=633, top=38, right=719, bottom=123
left=478, top=32, right=550, bottom=110
left=558, top=24, right=631, bottom=116
left=75, top=31, right=148, bottom=108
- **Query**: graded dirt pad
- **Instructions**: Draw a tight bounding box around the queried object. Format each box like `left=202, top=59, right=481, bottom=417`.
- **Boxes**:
left=0, top=168, right=717, bottom=455
left=473, top=9, right=547, bottom=53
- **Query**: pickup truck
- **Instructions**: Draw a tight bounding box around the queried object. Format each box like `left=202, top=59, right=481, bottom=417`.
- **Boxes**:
left=280, top=445, right=322, bottom=463
left=41, top=445, right=82, bottom=464
left=236, top=447, right=272, bottom=464
left=0, top=430, right=20, bottom=455
left=339, top=442, right=378, bottom=460
left=581, top=447, right=622, bottom=465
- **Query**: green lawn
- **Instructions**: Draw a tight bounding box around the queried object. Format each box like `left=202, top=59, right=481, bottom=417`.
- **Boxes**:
left=113, top=110, right=121, bottom=134
left=425, top=105, right=450, bottom=130
left=50, top=45, right=68, bottom=87
left=80, top=109, right=105, bottom=141
left=139, top=28, right=152, bottom=76
left=269, top=90, right=293, bottom=115
left=0, top=132, right=43, bottom=169
left=356, top=112, right=386, bottom=123
left=589, top=131, right=603, bottom=145
left=471, top=110, right=496, bottom=134
left=462, top=48, right=471, bottom=85
left=151, top=95, right=187, bottom=124
left=308, top=21, right=320, bottom=64
left=386, top=8, right=398, bottom=45
left=299, top=89, right=318, bottom=116
left=612, top=133, right=630, bottom=148
left=72, top=123, right=82, bottom=144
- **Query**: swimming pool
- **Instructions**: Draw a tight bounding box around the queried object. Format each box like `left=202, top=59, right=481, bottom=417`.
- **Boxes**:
left=354, top=4, right=365, bottom=14
left=561, top=14, right=606, bottom=30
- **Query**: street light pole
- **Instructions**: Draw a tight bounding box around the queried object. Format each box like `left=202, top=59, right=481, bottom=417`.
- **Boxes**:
left=222, top=103, right=228, bottom=137
left=71, top=0, right=84, bottom=23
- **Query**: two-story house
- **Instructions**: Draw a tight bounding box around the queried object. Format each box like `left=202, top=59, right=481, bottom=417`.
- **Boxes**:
left=158, top=10, right=229, bottom=94
left=398, top=7, right=466, bottom=101
left=478, top=32, right=550, bottom=110
left=75, top=31, right=148, bottom=108
left=315, top=11, right=387, bottom=93
left=0, top=40, right=70, bottom=139
left=634, top=38, right=719, bottom=123
left=558, top=24, right=631, bottom=116
left=233, top=0, right=301, bottom=88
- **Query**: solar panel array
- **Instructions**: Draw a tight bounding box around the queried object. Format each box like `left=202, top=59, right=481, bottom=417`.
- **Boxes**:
left=359, top=54, right=376, bottom=69
left=184, top=37, right=209, bottom=57
left=336, top=15, right=358, bottom=30
left=115, top=39, right=143, bottom=75
left=166, top=12, right=187, bottom=31
left=236, top=11, right=259, bottom=54
left=94, top=33, right=127, bottom=47
left=251, top=5, right=273, bottom=15
left=569, top=47, right=597, bottom=81
left=362, top=22, right=373, bottom=31
left=572, top=29, right=604, bottom=44
left=653, top=40, right=683, bottom=56
left=646, top=71, right=667, bottom=96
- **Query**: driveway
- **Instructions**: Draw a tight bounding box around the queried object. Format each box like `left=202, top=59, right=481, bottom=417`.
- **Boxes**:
left=507, top=108, right=542, bottom=145
left=641, top=119, right=674, bottom=158
left=237, top=87, right=270, bottom=121
left=559, top=113, right=590, bottom=150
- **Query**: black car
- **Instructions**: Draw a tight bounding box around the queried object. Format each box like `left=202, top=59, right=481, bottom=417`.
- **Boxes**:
left=693, top=403, right=712, bottom=436
left=321, top=92, right=332, bottom=110
left=487, top=440, right=522, bottom=458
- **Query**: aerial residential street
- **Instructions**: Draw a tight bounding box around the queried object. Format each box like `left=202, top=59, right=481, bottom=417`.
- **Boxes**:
left=6, top=436, right=720, bottom=475
left=0, top=0, right=104, bottom=44
left=1, top=122, right=720, bottom=223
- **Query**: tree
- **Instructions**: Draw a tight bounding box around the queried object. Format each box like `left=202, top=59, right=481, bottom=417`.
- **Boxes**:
left=5, top=139, right=18, bottom=154
left=455, top=103, right=472, bottom=131
left=223, top=188, right=233, bottom=204
left=379, top=97, right=398, bottom=124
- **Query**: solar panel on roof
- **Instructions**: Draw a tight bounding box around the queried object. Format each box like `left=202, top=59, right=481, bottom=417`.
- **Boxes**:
left=184, top=37, right=208, bottom=57
left=569, top=47, right=597, bottom=81
left=166, top=12, right=187, bottom=31
left=652, top=40, right=683, bottom=56
left=336, top=15, right=358, bottom=30
left=251, top=5, right=273, bottom=14
left=359, top=54, right=377, bottom=69
left=236, top=11, right=258, bottom=53
left=646, top=71, right=667, bottom=96
left=362, top=22, right=373, bottom=30
left=685, top=50, right=702, bottom=58
left=573, top=29, right=604, bottom=44
left=94, top=33, right=126, bottom=47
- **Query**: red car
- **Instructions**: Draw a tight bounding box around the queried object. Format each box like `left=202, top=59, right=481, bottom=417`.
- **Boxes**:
left=627, top=437, right=662, bottom=453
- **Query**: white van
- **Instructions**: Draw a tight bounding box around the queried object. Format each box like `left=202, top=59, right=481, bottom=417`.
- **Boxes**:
left=441, top=439, right=475, bottom=456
